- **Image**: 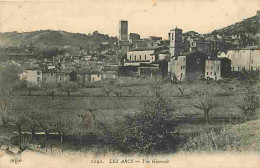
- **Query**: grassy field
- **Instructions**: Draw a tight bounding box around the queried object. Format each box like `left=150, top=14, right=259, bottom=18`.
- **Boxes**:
left=1, top=79, right=259, bottom=155
left=7, top=81, right=252, bottom=131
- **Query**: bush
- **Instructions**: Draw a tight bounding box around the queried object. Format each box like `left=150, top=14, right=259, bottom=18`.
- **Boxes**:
left=238, top=86, right=259, bottom=121
left=104, top=84, right=178, bottom=154
left=180, top=126, right=242, bottom=152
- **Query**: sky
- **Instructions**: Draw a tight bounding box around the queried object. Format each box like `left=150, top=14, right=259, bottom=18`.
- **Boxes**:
left=0, top=0, right=259, bottom=39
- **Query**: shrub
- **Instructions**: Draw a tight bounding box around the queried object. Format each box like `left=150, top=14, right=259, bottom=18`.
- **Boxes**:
left=106, top=84, right=178, bottom=154
left=238, top=86, right=259, bottom=121
left=180, top=126, right=242, bottom=152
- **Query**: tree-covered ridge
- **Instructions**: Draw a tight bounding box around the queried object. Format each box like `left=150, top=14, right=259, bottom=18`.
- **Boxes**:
left=210, top=15, right=258, bottom=36
left=0, top=30, right=117, bottom=48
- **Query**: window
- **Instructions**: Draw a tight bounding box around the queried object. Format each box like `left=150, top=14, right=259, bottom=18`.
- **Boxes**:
left=140, top=55, right=142, bottom=60
left=182, top=65, right=185, bottom=70
left=238, top=67, right=240, bottom=71
left=97, top=74, right=100, bottom=77
left=218, top=66, right=220, bottom=71
left=135, top=55, right=136, bottom=60
left=130, top=55, right=131, bottom=60
left=232, top=67, right=235, bottom=71
left=210, top=72, right=212, bottom=75
left=214, top=72, right=216, bottom=76
left=211, top=66, right=213, bottom=70
left=207, top=72, right=209, bottom=75
left=183, top=57, right=186, bottom=61
left=180, top=73, right=182, bottom=77
left=37, top=71, right=41, bottom=75
left=37, top=77, right=40, bottom=82
left=145, top=55, right=147, bottom=60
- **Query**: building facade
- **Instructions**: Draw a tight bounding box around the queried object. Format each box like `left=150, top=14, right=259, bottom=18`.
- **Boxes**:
left=129, top=33, right=140, bottom=41
left=205, top=57, right=231, bottom=80
left=42, top=71, right=70, bottom=85
left=218, top=48, right=260, bottom=71
left=124, top=47, right=163, bottom=66
left=19, top=69, right=42, bottom=87
left=168, top=51, right=207, bottom=81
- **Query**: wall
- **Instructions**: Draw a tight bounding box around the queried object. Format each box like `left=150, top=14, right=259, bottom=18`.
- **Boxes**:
left=205, top=60, right=221, bottom=80
left=42, top=72, right=70, bottom=85
left=174, top=56, right=186, bottom=81
left=90, top=74, right=102, bottom=83
left=20, top=70, right=42, bottom=86
left=219, top=49, right=260, bottom=71
left=185, top=52, right=207, bottom=81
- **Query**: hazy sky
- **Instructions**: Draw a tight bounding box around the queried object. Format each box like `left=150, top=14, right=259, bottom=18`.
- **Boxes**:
left=0, top=0, right=259, bottom=39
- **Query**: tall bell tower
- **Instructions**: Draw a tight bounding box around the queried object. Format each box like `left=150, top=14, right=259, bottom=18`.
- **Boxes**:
left=169, top=27, right=183, bottom=57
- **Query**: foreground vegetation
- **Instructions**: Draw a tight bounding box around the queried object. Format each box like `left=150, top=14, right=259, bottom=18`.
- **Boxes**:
left=0, top=65, right=260, bottom=154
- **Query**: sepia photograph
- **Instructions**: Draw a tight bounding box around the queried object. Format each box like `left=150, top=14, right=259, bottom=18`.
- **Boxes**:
left=0, top=0, right=260, bottom=167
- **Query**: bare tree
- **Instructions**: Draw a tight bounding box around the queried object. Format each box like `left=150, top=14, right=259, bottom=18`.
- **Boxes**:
left=57, top=82, right=78, bottom=96
left=102, top=84, right=112, bottom=97
left=192, top=96, right=218, bottom=124
left=27, top=85, right=39, bottom=96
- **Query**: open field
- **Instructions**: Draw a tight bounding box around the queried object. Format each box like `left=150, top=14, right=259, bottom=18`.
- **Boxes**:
left=3, top=81, right=254, bottom=133
left=1, top=78, right=259, bottom=156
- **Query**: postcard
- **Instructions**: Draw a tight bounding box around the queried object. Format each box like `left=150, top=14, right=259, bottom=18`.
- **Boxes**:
left=0, top=0, right=260, bottom=167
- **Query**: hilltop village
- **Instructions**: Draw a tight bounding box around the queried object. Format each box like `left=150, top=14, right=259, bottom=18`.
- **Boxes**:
left=0, top=11, right=260, bottom=87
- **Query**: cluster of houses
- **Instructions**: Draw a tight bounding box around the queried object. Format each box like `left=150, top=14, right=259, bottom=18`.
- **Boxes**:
left=19, top=66, right=118, bottom=87
left=18, top=11, right=260, bottom=86
left=17, top=46, right=119, bottom=87
left=120, top=27, right=260, bottom=81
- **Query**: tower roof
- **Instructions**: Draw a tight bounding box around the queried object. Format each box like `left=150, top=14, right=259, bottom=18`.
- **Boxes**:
left=170, top=27, right=182, bottom=31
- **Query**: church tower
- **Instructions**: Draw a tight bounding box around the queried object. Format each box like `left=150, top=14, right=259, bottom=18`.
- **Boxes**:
left=169, top=27, right=183, bottom=57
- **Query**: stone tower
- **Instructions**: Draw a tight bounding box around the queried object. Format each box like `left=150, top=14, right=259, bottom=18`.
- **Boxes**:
left=169, top=27, right=182, bottom=57
left=119, top=20, right=128, bottom=41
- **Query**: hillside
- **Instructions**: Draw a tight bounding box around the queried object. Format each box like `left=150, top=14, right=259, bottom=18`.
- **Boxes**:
left=0, top=30, right=118, bottom=49
left=210, top=14, right=259, bottom=36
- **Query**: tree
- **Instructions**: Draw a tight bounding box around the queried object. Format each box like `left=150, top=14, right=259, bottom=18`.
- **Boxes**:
left=52, top=110, right=73, bottom=151
left=238, top=86, right=259, bottom=121
left=58, top=82, right=78, bottom=96
left=27, top=85, right=39, bottom=96
left=29, top=108, right=54, bottom=144
left=114, top=84, right=122, bottom=99
left=112, top=84, right=177, bottom=153
left=0, top=95, right=29, bottom=150
left=42, top=83, right=57, bottom=100
left=192, top=95, right=218, bottom=124
left=102, top=84, right=112, bottom=97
